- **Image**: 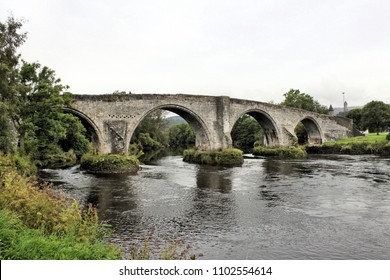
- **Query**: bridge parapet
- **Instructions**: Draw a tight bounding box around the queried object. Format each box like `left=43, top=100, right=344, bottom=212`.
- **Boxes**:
left=69, top=94, right=353, bottom=153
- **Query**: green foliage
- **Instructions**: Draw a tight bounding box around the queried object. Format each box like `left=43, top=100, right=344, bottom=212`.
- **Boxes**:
left=137, top=133, right=163, bottom=151
left=183, top=148, right=243, bottom=166
left=281, top=89, right=328, bottom=114
left=131, top=110, right=169, bottom=152
left=0, top=162, right=121, bottom=259
left=0, top=103, right=14, bottom=153
left=80, top=153, right=140, bottom=174
left=387, top=133, right=390, bottom=141
left=346, top=108, right=363, bottom=131
left=294, top=122, right=308, bottom=145
left=360, top=101, right=390, bottom=134
left=0, top=16, right=27, bottom=154
left=252, top=146, right=307, bottom=158
left=0, top=152, right=37, bottom=177
left=169, top=123, right=195, bottom=150
left=325, top=133, right=388, bottom=145
left=0, top=209, right=121, bottom=260
left=0, top=17, right=91, bottom=167
left=307, top=133, right=390, bottom=156
left=231, top=115, right=264, bottom=152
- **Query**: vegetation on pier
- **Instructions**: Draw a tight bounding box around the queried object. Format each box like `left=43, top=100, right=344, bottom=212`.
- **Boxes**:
left=183, top=148, right=244, bottom=166
left=80, top=153, right=140, bottom=174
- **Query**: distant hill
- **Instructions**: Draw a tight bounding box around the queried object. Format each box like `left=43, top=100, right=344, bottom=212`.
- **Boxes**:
left=165, top=115, right=187, bottom=127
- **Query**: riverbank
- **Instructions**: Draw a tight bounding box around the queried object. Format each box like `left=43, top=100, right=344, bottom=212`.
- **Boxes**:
left=306, top=133, right=390, bottom=156
left=253, top=146, right=307, bottom=158
left=0, top=153, right=122, bottom=260
left=183, top=148, right=244, bottom=166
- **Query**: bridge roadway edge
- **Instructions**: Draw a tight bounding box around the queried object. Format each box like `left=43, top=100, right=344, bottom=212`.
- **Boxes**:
left=68, top=94, right=354, bottom=154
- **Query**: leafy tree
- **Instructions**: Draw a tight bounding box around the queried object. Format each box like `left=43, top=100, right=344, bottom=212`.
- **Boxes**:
left=231, top=115, right=264, bottom=152
left=131, top=109, right=169, bottom=151
left=281, top=89, right=328, bottom=144
left=0, top=16, right=27, bottom=153
left=169, top=123, right=195, bottom=150
left=361, top=101, right=390, bottom=135
left=0, top=17, right=90, bottom=166
left=346, top=108, right=363, bottom=131
left=295, top=123, right=308, bottom=145
left=281, top=89, right=328, bottom=114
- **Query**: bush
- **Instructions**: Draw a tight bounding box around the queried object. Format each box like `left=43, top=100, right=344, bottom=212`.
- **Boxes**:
left=0, top=152, right=37, bottom=177
left=80, top=153, right=140, bottom=174
left=386, top=133, right=390, bottom=141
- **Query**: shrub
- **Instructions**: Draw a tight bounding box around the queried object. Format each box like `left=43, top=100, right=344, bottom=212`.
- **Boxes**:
left=387, top=133, right=390, bottom=141
left=0, top=152, right=37, bottom=177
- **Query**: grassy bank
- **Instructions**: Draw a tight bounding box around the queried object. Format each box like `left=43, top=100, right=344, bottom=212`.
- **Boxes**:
left=0, top=155, right=122, bottom=259
left=252, top=146, right=307, bottom=158
left=80, top=153, right=140, bottom=174
left=183, top=148, right=244, bottom=166
left=307, top=133, right=390, bottom=156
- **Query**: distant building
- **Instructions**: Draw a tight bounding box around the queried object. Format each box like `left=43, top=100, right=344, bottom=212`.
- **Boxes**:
left=343, top=101, right=348, bottom=113
left=328, top=105, right=334, bottom=116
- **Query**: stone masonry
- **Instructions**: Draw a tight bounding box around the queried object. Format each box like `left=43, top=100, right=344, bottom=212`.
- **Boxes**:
left=68, top=94, right=354, bottom=154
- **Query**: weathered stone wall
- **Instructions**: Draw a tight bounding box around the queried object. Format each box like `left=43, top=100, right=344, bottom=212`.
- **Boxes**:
left=69, top=94, right=353, bottom=153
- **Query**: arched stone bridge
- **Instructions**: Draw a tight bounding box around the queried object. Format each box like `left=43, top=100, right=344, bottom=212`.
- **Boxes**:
left=66, top=94, right=354, bottom=154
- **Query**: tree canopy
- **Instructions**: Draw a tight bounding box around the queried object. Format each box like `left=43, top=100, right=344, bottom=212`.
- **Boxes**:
left=281, top=89, right=329, bottom=114
left=360, top=101, right=390, bottom=134
left=346, top=108, right=363, bottom=131
left=231, top=115, right=264, bottom=152
left=0, top=16, right=90, bottom=167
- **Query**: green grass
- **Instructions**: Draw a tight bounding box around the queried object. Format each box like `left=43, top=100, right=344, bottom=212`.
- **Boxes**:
left=0, top=209, right=121, bottom=260
left=0, top=155, right=122, bottom=259
left=324, top=133, right=389, bottom=145
left=306, top=133, right=390, bottom=156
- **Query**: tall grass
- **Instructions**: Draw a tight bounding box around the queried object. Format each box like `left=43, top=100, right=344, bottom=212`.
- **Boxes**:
left=0, top=155, right=122, bottom=259
left=0, top=209, right=120, bottom=260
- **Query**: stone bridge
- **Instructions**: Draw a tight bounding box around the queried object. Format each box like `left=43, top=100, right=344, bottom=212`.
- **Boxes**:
left=65, top=94, right=354, bottom=154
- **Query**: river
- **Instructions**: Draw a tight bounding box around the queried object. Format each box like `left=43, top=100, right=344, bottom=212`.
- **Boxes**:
left=40, top=154, right=390, bottom=259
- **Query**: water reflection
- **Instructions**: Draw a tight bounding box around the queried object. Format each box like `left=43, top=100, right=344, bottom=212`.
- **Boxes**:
left=42, top=155, right=390, bottom=259
left=196, top=167, right=232, bottom=192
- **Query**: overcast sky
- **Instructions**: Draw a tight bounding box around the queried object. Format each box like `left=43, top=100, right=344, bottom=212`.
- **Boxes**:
left=2, top=0, right=390, bottom=107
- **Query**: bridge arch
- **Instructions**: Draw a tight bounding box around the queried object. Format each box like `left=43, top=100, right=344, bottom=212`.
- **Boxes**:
left=297, top=117, right=323, bottom=145
left=132, top=104, right=212, bottom=150
left=232, top=109, right=280, bottom=147
left=63, top=107, right=104, bottom=152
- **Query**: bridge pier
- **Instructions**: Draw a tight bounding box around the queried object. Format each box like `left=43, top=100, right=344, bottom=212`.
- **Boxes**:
left=103, top=120, right=130, bottom=154
left=68, top=94, right=354, bottom=155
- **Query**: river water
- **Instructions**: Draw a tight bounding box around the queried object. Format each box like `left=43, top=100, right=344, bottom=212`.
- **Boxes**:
left=40, top=155, right=390, bottom=259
